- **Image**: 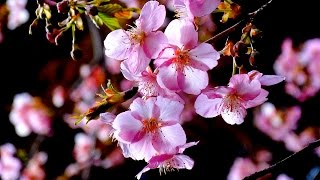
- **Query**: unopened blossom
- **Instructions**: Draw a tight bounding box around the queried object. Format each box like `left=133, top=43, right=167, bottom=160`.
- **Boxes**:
left=9, top=93, right=52, bottom=137
left=173, top=0, right=220, bottom=21
left=0, top=143, right=22, bottom=180
left=112, top=96, right=186, bottom=161
left=136, top=142, right=198, bottom=179
left=104, top=1, right=167, bottom=75
left=254, top=102, right=301, bottom=141
left=195, top=71, right=284, bottom=125
left=155, top=19, right=220, bottom=95
left=6, top=0, right=29, bottom=30
left=20, top=152, right=47, bottom=180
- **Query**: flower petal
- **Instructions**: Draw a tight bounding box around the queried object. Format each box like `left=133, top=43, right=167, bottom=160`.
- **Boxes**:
left=189, top=43, right=220, bottom=70
left=195, top=93, right=222, bottom=118
left=129, top=135, right=158, bottom=161
left=259, top=75, right=286, bottom=86
left=157, top=63, right=181, bottom=91
left=152, top=124, right=186, bottom=153
left=156, top=96, right=184, bottom=122
left=137, top=1, right=166, bottom=33
left=104, top=30, right=131, bottom=60
left=143, top=31, right=167, bottom=59
left=187, top=0, right=220, bottom=17
left=244, top=89, right=269, bottom=109
left=229, top=74, right=261, bottom=101
left=112, top=111, right=143, bottom=143
left=170, top=154, right=194, bottom=170
left=221, top=100, right=247, bottom=125
left=181, top=67, right=208, bottom=95
left=129, top=97, right=157, bottom=119
left=164, top=19, right=198, bottom=49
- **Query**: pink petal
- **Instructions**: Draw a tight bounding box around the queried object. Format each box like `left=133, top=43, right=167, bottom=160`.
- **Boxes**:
left=157, top=63, right=181, bottom=91
left=177, top=141, right=199, bottom=154
left=129, top=97, right=157, bottom=119
left=104, top=30, right=131, bottom=60
left=164, top=19, right=198, bottom=49
left=123, top=46, right=150, bottom=75
left=221, top=100, right=247, bottom=125
left=156, top=96, right=184, bottom=122
left=229, top=74, right=261, bottom=101
left=244, top=89, right=269, bottom=109
left=143, top=31, right=167, bottom=59
left=129, top=135, right=158, bottom=161
left=189, top=43, right=220, bottom=70
left=170, top=154, right=194, bottom=169
left=99, top=112, right=116, bottom=125
left=152, top=124, right=186, bottom=153
left=137, top=1, right=166, bottom=33
left=136, top=166, right=151, bottom=180
left=112, top=111, right=143, bottom=143
left=195, top=93, right=222, bottom=118
left=180, top=67, right=209, bottom=95
left=259, top=75, right=286, bottom=86
left=187, top=0, right=220, bottom=17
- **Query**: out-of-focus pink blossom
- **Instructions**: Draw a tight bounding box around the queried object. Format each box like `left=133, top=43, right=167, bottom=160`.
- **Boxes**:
left=227, top=156, right=269, bottom=180
left=155, top=19, right=220, bottom=95
left=52, top=85, right=66, bottom=108
left=105, top=56, right=121, bottom=75
left=20, top=152, right=47, bottom=180
left=104, top=1, right=167, bottom=76
left=254, top=102, right=301, bottom=141
left=276, top=174, right=293, bottom=180
left=9, top=93, right=52, bottom=137
left=73, top=133, right=95, bottom=164
left=0, top=143, right=22, bottom=180
left=6, top=0, right=29, bottom=30
left=173, top=0, right=220, bottom=21
left=274, top=38, right=320, bottom=101
left=112, top=96, right=186, bottom=161
left=136, top=142, right=198, bottom=179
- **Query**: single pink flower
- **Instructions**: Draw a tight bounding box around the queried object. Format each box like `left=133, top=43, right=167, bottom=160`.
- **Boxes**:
left=104, top=1, right=167, bottom=75
left=254, top=102, right=301, bottom=141
left=9, top=93, right=52, bottom=137
left=173, top=0, right=220, bottom=21
left=136, top=142, right=198, bottom=179
left=6, top=0, right=29, bottom=30
left=20, top=152, right=47, bottom=180
left=112, top=96, right=186, bottom=161
left=73, top=133, right=95, bottom=164
left=0, top=143, right=22, bottom=180
left=155, top=19, right=220, bottom=95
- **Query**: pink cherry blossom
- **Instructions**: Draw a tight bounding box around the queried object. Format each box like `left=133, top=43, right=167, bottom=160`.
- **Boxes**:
left=6, top=0, right=29, bottom=30
left=155, top=19, right=220, bottom=95
left=173, top=0, right=220, bottom=21
left=254, top=102, right=301, bottom=141
left=9, top=93, right=52, bottom=137
left=195, top=73, right=265, bottom=125
left=136, top=141, right=198, bottom=179
left=104, top=1, right=167, bottom=75
left=0, top=143, right=22, bottom=180
left=73, top=133, right=95, bottom=164
left=112, top=96, right=186, bottom=161
left=20, top=152, right=47, bottom=180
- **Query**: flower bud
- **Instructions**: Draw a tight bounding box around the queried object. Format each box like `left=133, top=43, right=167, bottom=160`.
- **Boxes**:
left=233, top=41, right=247, bottom=57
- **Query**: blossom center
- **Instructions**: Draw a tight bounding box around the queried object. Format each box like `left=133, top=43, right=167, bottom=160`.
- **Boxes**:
left=174, top=5, right=188, bottom=19
left=173, top=49, right=190, bottom=71
left=221, top=94, right=241, bottom=113
left=142, top=117, right=161, bottom=133
left=128, top=26, right=145, bottom=45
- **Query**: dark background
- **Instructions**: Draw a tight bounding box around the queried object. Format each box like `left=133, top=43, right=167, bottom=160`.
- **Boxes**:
left=1, top=0, right=320, bottom=179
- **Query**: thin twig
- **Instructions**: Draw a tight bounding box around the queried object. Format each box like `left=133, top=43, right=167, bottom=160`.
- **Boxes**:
left=243, top=139, right=320, bottom=180
left=204, top=0, right=273, bottom=43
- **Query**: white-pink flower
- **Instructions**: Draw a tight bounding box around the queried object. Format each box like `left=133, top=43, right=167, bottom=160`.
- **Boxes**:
left=73, top=133, right=95, bottom=164
left=136, top=141, right=198, bottom=179
left=0, top=143, right=22, bottom=180
left=9, top=93, right=52, bottom=137
left=155, top=19, right=220, bottom=95
left=20, top=152, right=47, bottom=180
left=112, top=96, right=186, bottom=161
left=104, top=1, right=167, bottom=75
left=6, top=0, right=29, bottom=30
left=173, top=0, right=220, bottom=21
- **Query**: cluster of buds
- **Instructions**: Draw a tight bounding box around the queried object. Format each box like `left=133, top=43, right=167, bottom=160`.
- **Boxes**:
left=29, top=0, right=139, bottom=60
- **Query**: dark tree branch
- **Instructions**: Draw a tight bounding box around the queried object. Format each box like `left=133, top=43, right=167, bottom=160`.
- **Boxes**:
left=204, top=0, right=273, bottom=43
left=243, top=139, right=320, bottom=180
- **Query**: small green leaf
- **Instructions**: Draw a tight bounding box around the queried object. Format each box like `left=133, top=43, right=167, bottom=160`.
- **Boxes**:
left=98, top=4, right=123, bottom=15
left=97, top=12, right=121, bottom=30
